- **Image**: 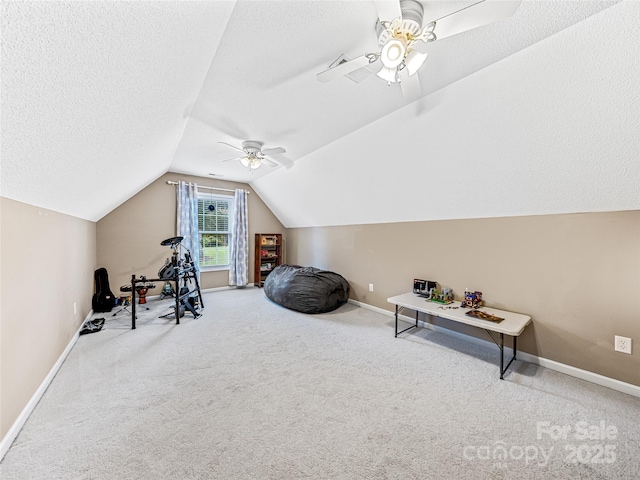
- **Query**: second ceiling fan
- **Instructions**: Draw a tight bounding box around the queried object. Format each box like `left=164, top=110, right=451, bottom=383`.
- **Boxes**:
left=219, top=140, right=287, bottom=170
left=317, top=0, right=522, bottom=99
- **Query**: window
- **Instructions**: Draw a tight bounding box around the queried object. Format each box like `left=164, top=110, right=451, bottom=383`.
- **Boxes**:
left=198, top=194, right=234, bottom=269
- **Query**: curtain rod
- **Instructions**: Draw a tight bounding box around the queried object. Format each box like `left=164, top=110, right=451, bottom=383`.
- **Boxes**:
left=166, top=180, right=250, bottom=194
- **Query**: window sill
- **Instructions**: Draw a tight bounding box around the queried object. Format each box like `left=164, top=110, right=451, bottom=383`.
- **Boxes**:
left=200, top=266, right=230, bottom=273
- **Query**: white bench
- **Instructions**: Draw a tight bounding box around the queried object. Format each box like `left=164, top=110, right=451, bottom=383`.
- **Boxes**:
left=387, top=292, right=531, bottom=379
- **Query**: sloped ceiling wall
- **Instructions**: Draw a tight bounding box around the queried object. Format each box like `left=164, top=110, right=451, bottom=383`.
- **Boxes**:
left=252, top=1, right=640, bottom=228
left=1, top=1, right=235, bottom=221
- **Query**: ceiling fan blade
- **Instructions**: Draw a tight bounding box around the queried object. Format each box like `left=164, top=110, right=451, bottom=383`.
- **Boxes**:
left=221, top=155, right=243, bottom=163
left=262, top=147, right=286, bottom=155
left=271, top=154, right=294, bottom=167
left=317, top=54, right=376, bottom=83
left=218, top=141, right=245, bottom=153
left=262, top=157, right=279, bottom=167
left=399, top=68, right=421, bottom=101
left=373, top=0, right=402, bottom=22
left=432, top=0, right=521, bottom=41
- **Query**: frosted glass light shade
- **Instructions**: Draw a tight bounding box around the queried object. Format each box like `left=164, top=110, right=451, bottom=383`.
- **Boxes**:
left=380, top=39, right=406, bottom=68
left=377, top=66, right=398, bottom=83
left=241, top=157, right=262, bottom=169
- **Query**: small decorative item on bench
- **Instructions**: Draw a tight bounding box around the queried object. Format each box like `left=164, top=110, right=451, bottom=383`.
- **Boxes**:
left=465, top=309, right=504, bottom=323
left=425, top=287, right=454, bottom=305
left=413, top=278, right=436, bottom=296
left=462, top=289, right=483, bottom=308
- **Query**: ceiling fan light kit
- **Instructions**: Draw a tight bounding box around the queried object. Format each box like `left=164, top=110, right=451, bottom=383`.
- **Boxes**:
left=374, top=0, right=434, bottom=85
left=240, top=156, right=261, bottom=170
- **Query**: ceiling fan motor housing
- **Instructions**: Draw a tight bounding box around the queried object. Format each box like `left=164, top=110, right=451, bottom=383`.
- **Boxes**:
left=376, top=0, right=424, bottom=47
left=398, top=0, right=424, bottom=25
left=242, top=140, right=263, bottom=155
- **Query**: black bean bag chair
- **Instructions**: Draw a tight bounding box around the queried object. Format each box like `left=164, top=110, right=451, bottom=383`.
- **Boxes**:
left=264, top=264, right=350, bottom=314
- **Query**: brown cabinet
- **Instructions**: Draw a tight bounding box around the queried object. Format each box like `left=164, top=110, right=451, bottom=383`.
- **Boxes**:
left=254, top=233, right=283, bottom=287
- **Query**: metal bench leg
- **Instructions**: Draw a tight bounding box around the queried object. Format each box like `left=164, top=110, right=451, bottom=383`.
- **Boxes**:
left=395, top=305, right=418, bottom=337
left=487, top=331, right=517, bottom=380
left=499, top=333, right=518, bottom=380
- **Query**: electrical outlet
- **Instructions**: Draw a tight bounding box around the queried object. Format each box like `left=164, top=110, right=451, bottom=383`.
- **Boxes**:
left=368, top=284, right=374, bottom=292
left=614, top=336, right=632, bottom=354
left=73, top=302, right=77, bottom=315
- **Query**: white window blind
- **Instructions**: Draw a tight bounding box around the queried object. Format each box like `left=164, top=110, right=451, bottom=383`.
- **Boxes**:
left=198, top=194, right=234, bottom=268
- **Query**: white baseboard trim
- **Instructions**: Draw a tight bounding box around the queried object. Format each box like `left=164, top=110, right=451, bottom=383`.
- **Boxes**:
left=349, top=298, right=640, bottom=398
left=0, top=310, right=94, bottom=462
left=515, top=351, right=640, bottom=398
left=201, top=285, right=256, bottom=294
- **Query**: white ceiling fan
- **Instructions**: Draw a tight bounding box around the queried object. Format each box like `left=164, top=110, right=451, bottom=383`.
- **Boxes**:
left=317, top=0, right=522, bottom=99
left=219, top=140, right=287, bottom=170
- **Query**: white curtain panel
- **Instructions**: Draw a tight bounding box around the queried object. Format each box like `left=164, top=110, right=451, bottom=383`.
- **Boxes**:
left=177, top=181, right=200, bottom=282
left=229, top=188, right=249, bottom=286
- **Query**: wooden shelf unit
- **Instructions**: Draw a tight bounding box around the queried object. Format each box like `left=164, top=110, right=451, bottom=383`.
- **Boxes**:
left=254, top=233, right=283, bottom=287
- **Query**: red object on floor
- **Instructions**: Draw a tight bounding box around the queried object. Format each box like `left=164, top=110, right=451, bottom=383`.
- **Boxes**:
left=138, top=287, right=149, bottom=304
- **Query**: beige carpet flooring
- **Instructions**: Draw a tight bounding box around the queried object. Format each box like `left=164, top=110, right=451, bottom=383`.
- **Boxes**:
left=1, top=288, right=639, bottom=479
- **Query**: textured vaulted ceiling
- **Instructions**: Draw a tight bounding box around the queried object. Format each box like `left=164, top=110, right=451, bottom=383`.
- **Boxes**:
left=1, top=0, right=633, bottom=223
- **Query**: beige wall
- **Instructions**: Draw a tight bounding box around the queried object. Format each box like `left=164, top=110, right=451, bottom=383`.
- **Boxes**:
left=0, top=197, right=96, bottom=439
left=96, top=172, right=285, bottom=294
left=286, top=211, right=640, bottom=386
